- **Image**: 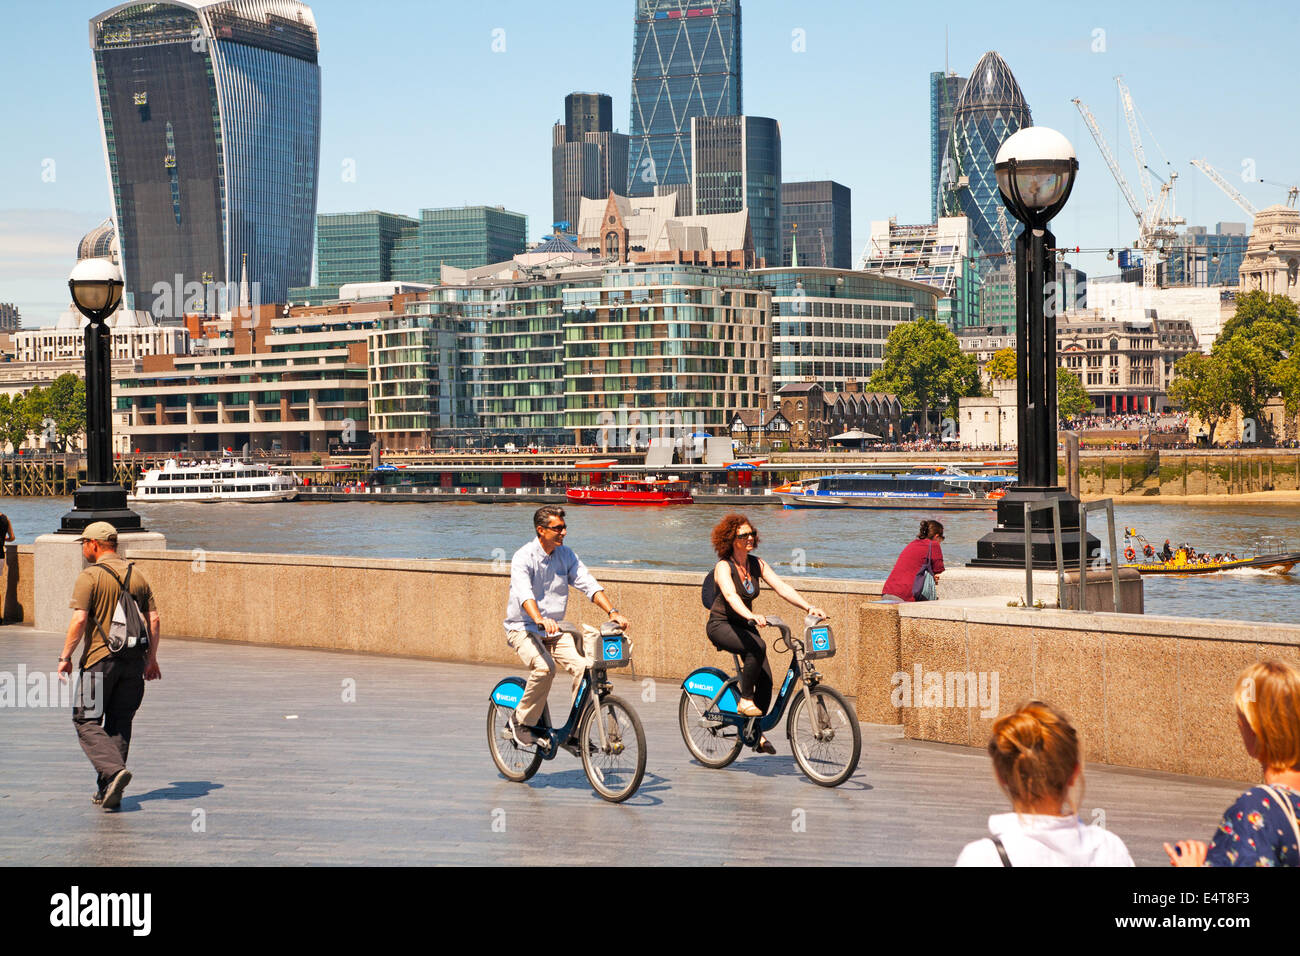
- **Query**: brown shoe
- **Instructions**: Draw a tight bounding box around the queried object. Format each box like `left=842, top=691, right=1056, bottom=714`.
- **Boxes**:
left=756, top=735, right=777, bottom=755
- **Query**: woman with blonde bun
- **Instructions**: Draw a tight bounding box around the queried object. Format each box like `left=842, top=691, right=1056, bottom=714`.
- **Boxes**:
left=957, top=701, right=1134, bottom=866
left=1165, top=659, right=1300, bottom=867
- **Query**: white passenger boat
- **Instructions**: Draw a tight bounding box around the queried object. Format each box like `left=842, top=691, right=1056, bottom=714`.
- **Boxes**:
left=129, top=458, right=299, bottom=503
left=773, top=464, right=1015, bottom=510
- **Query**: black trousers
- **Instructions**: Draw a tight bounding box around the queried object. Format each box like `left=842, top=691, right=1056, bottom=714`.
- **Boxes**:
left=706, top=618, right=773, bottom=713
left=72, top=656, right=145, bottom=792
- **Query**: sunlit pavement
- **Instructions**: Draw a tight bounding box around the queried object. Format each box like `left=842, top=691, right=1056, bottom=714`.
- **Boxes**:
left=0, top=626, right=1245, bottom=866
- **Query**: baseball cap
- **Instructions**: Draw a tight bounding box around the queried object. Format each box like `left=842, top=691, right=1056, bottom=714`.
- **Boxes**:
left=77, top=521, right=119, bottom=542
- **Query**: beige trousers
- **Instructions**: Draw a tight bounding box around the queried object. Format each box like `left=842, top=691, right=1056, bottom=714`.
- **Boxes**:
left=506, top=628, right=592, bottom=726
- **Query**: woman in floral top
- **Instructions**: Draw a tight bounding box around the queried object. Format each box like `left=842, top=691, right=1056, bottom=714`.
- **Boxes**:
left=1165, top=659, right=1300, bottom=867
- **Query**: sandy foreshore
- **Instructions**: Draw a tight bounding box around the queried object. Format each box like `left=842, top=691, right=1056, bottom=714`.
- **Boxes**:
left=1086, top=490, right=1300, bottom=505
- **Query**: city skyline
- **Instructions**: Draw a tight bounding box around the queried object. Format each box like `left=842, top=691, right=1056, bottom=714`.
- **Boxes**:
left=4, top=0, right=1298, bottom=327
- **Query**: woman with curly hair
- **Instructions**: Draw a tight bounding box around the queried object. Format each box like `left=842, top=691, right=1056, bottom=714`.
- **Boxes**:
left=706, top=513, right=827, bottom=754
left=1165, top=659, right=1300, bottom=867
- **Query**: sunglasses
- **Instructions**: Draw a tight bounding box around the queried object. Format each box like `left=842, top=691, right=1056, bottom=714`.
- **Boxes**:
left=545, top=524, right=567, bottom=532
left=735, top=531, right=755, bottom=540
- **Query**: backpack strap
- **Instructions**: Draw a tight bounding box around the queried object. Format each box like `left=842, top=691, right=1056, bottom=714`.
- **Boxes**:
left=84, top=562, right=136, bottom=658
left=990, top=835, right=1013, bottom=867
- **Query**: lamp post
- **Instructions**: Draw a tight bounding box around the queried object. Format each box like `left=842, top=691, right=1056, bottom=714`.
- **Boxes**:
left=59, top=258, right=144, bottom=534
left=972, top=127, right=1097, bottom=568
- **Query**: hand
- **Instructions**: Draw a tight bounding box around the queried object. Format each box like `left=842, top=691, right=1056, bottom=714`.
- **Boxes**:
left=1163, top=840, right=1208, bottom=866
left=57, top=659, right=73, bottom=682
left=144, top=658, right=161, bottom=681
left=805, top=606, right=828, bottom=621
left=609, top=611, right=630, bottom=631
left=541, top=617, right=560, bottom=637
left=751, top=614, right=768, bottom=628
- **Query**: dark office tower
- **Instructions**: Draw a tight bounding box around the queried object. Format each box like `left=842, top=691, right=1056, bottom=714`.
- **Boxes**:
left=90, top=1, right=321, bottom=317
left=552, top=93, right=629, bottom=231
left=782, top=181, right=851, bottom=268
left=691, top=115, right=780, bottom=266
left=937, top=51, right=1031, bottom=273
left=628, top=0, right=742, bottom=198
left=930, top=71, right=967, bottom=223
left=565, top=92, right=613, bottom=141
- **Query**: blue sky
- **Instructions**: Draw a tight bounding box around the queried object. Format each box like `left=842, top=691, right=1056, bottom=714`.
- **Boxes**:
left=3, top=0, right=1297, bottom=326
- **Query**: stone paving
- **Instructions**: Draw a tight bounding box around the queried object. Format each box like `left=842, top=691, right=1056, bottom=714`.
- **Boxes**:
left=0, top=626, right=1247, bottom=866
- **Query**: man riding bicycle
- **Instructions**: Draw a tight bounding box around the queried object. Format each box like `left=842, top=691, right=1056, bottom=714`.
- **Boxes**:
left=503, top=506, right=630, bottom=748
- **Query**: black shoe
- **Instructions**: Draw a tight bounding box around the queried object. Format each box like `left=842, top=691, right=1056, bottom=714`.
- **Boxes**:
left=91, top=789, right=105, bottom=806
left=756, top=736, right=777, bottom=755
left=101, top=769, right=132, bottom=811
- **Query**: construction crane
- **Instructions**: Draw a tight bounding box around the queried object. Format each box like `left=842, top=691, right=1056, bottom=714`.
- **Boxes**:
left=1072, top=80, right=1183, bottom=288
left=1259, top=178, right=1300, bottom=208
left=818, top=227, right=828, bottom=267
left=1189, top=159, right=1257, bottom=217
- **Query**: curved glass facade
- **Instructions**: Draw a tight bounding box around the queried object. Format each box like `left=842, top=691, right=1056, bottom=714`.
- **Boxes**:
left=937, top=52, right=1031, bottom=275
left=91, top=0, right=320, bottom=315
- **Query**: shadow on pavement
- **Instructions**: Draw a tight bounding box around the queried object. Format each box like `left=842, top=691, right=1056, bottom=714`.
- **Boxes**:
left=123, top=780, right=225, bottom=809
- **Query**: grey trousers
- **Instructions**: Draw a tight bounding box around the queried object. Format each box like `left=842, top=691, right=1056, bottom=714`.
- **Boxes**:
left=72, top=656, right=145, bottom=791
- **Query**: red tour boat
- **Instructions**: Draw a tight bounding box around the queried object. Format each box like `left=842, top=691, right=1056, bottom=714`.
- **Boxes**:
left=566, top=477, right=694, bottom=506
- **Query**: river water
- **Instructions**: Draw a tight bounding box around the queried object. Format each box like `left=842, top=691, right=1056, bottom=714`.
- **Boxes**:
left=3, top=498, right=1297, bottom=627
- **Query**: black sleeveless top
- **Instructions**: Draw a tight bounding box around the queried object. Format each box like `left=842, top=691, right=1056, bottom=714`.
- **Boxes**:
left=709, top=554, right=761, bottom=624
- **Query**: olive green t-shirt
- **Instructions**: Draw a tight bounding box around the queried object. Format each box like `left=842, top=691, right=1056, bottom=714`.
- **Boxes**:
left=69, top=554, right=156, bottom=669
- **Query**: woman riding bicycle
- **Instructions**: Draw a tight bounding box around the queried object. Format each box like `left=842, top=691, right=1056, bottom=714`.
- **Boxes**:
left=707, top=514, right=826, bottom=754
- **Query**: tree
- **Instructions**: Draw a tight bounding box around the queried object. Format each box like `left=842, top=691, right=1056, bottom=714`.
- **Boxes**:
left=1168, top=351, right=1232, bottom=442
left=45, top=374, right=86, bottom=452
left=1056, top=368, right=1091, bottom=420
left=1216, top=290, right=1300, bottom=356
left=985, top=346, right=1018, bottom=381
left=0, top=393, right=31, bottom=454
left=867, top=318, right=983, bottom=435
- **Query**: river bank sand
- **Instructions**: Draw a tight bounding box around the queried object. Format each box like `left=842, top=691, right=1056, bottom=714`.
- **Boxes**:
left=1087, top=490, right=1300, bottom=505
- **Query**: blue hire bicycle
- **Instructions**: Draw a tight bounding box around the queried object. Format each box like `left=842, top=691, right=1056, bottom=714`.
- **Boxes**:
left=678, top=614, right=861, bottom=787
left=488, top=621, right=647, bottom=803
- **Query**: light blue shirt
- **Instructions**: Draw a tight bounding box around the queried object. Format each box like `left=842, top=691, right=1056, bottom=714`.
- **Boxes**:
left=503, top=537, right=604, bottom=636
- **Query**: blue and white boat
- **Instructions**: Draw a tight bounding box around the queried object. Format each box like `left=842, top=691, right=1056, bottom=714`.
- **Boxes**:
left=773, top=465, right=1016, bottom=510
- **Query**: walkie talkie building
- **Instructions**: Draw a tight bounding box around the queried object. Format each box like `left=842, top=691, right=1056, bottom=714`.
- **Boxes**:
left=90, top=1, right=321, bottom=316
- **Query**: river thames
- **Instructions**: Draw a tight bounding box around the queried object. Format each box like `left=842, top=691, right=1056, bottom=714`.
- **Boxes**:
left=3, top=498, right=1297, bottom=625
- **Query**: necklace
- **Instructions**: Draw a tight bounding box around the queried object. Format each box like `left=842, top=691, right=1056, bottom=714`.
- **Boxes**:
left=733, top=556, right=752, bottom=587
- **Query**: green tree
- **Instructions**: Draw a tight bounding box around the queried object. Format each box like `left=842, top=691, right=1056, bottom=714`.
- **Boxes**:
left=1056, top=368, right=1091, bottom=420
left=867, top=318, right=983, bottom=435
left=45, top=373, right=87, bottom=452
left=20, top=386, right=49, bottom=449
left=1216, top=290, right=1300, bottom=355
left=0, top=393, right=31, bottom=454
left=985, top=346, right=1018, bottom=381
left=1168, top=350, right=1233, bottom=441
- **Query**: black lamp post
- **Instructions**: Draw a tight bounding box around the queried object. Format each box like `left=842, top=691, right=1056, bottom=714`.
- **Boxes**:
left=972, top=127, right=1097, bottom=568
left=59, top=258, right=144, bottom=534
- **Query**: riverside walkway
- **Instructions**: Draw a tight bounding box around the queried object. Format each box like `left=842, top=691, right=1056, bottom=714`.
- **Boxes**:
left=0, top=626, right=1246, bottom=866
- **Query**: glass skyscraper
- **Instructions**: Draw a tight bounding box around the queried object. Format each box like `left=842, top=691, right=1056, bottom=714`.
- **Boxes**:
left=691, top=115, right=780, bottom=267
left=930, top=71, right=966, bottom=223
left=419, top=206, right=528, bottom=272
left=782, top=181, right=851, bottom=269
left=91, top=0, right=321, bottom=315
left=628, top=0, right=742, bottom=197
left=553, top=93, right=629, bottom=232
left=937, top=51, right=1031, bottom=274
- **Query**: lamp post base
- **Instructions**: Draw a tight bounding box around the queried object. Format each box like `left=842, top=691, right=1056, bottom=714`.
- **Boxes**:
left=57, top=483, right=145, bottom=534
left=968, top=486, right=1098, bottom=569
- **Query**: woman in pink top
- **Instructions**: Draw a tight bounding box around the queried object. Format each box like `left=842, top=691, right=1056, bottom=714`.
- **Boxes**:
left=882, top=520, right=945, bottom=602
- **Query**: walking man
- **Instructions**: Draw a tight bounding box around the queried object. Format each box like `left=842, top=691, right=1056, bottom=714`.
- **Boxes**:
left=56, top=522, right=161, bottom=810
left=503, top=506, right=628, bottom=747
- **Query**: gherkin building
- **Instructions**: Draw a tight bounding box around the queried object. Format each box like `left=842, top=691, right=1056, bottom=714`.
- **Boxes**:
left=937, top=51, right=1032, bottom=277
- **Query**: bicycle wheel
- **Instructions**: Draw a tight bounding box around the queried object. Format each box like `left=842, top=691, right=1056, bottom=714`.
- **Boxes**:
left=786, top=685, right=861, bottom=787
left=578, top=695, right=646, bottom=803
left=487, top=702, right=542, bottom=782
left=678, top=689, right=744, bottom=769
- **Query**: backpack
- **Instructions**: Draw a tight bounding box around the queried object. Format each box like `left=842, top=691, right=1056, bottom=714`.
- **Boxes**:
left=92, top=563, right=150, bottom=659
left=701, top=568, right=718, bottom=609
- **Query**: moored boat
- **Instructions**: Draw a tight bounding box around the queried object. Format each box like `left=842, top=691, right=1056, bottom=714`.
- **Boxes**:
left=566, top=476, right=694, bottom=506
left=773, top=465, right=1014, bottom=510
left=130, top=458, right=299, bottom=503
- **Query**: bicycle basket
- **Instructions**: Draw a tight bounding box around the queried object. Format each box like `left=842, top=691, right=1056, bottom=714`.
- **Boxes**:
left=804, top=622, right=836, bottom=660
